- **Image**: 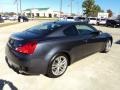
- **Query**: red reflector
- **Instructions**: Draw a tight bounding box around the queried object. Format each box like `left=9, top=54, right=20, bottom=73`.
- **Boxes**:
left=16, top=40, right=37, bottom=54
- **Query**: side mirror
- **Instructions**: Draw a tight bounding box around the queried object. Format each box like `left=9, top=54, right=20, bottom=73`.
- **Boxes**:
left=92, top=30, right=102, bottom=35
left=98, top=30, right=102, bottom=34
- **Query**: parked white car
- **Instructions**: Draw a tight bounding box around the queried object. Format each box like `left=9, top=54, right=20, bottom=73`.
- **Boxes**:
left=59, top=17, right=66, bottom=21
left=65, top=16, right=74, bottom=21
left=88, top=17, right=98, bottom=25
left=1, top=16, right=8, bottom=20
left=9, top=16, right=18, bottom=21
left=98, top=18, right=107, bottom=25
left=74, top=16, right=89, bottom=23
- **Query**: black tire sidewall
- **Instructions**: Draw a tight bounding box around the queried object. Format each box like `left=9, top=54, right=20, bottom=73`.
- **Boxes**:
left=105, top=40, right=112, bottom=52
left=46, top=54, right=68, bottom=78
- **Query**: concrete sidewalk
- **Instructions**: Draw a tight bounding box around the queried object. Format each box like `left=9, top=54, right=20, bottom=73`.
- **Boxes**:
left=0, top=21, right=120, bottom=90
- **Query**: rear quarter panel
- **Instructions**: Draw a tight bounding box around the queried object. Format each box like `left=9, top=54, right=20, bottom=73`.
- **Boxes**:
left=36, top=36, right=84, bottom=65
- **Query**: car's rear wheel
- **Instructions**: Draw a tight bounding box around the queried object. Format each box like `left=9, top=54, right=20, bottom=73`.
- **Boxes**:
left=20, top=18, right=23, bottom=22
left=113, top=24, right=117, bottom=28
left=102, top=40, right=112, bottom=53
left=46, top=54, right=68, bottom=78
left=96, top=22, right=99, bottom=26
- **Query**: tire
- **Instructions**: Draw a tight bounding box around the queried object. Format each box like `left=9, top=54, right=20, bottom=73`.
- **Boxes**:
left=20, top=18, right=23, bottom=22
left=97, top=22, right=99, bottom=26
left=113, top=25, right=117, bottom=28
left=106, top=23, right=109, bottom=27
left=102, top=40, right=112, bottom=53
left=46, top=54, right=68, bottom=78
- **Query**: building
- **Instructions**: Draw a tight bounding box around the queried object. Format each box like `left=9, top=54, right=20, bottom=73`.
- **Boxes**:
left=98, top=12, right=109, bottom=18
left=23, top=8, right=60, bottom=18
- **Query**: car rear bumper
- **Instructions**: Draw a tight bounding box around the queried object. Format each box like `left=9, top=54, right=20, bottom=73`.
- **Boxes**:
left=5, top=56, right=31, bottom=75
left=5, top=44, right=48, bottom=75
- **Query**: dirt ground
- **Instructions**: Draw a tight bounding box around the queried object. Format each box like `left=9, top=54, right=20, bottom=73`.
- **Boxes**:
left=0, top=21, right=120, bottom=90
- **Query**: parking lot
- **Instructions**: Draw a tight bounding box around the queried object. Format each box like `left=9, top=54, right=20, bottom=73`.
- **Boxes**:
left=0, top=21, right=120, bottom=90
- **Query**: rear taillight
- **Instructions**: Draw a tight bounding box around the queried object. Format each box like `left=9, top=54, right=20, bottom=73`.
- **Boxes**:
left=15, top=40, right=37, bottom=54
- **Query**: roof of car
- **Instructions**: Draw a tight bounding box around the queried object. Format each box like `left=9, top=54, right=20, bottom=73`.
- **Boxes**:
left=52, top=20, right=87, bottom=25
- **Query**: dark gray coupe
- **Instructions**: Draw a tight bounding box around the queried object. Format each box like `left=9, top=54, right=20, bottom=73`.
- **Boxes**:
left=5, top=21, right=112, bottom=78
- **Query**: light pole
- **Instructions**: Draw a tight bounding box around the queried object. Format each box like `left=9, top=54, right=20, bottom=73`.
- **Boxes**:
left=76, top=1, right=80, bottom=15
left=19, top=0, right=22, bottom=15
left=60, top=0, right=62, bottom=17
left=16, top=0, right=19, bottom=16
left=70, top=0, right=73, bottom=16
left=14, top=0, right=18, bottom=16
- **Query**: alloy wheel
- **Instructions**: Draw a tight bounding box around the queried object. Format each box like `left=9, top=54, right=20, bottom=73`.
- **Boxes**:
left=51, top=56, right=68, bottom=76
left=106, top=40, right=112, bottom=52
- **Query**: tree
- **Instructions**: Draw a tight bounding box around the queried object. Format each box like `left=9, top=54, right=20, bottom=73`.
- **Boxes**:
left=107, top=9, right=113, bottom=17
left=92, top=4, right=101, bottom=16
left=82, top=0, right=102, bottom=17
left=101, top=10, right=104, bottom=12
left=82, top=0, right=95, bottom=17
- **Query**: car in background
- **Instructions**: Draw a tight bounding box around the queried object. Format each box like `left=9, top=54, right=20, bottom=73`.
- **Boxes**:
left=18, top=16, right=29, bottom=22
left=59, top=17, right=65, bottom=21
left=9, top=16, right=18, bottom=21
left=59, top=16, right=74, bottom=22
left=106, top=19, right=120, bottom=28
left=74, top=16, right=89, bottom=23
left=88, top=17, right=98, bottom=25
left=1, top=16, right=9, bottom=20
left=98, top=18, right=107, bottom=25
left=65, top=16, right=74, bottom=21
left=5, top=21, right=112, bottom=78
left=0, top=16, right=4, bottom=23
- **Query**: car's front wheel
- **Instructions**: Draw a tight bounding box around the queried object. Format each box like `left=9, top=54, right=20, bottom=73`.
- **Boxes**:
left=102, top=40, right=112, bottom=53
left=46, top=54, right=68, bottom=78
left=113, top=24, right=117, bottom=28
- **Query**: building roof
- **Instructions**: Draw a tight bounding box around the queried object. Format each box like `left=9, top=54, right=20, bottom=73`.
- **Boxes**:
left=24, top=8, right=49, bottom=11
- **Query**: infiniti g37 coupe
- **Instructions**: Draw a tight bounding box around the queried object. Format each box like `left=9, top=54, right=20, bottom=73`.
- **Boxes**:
left=5, top=21, right=112, bottom=78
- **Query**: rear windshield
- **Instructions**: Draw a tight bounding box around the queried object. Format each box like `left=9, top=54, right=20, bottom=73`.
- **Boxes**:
left=79, top=17, right=85, bottom=19
left=89, top=18, right=96, bottom=20
left=101, top=19, right=106, bottom=20
left=67, top=17, right=74, bottom=19
left=27, top=22, right=62, bottom=32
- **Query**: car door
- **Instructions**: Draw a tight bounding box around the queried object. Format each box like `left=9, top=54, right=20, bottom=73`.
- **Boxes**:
left=75, top=24, right=104, bottom=57
left=63, top=25, right=90, bottom=63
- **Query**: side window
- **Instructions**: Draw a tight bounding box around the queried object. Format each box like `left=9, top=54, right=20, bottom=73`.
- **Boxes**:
left=63, top=25, right=79, bottom=36
left=75, top=25, right=95, bottom=35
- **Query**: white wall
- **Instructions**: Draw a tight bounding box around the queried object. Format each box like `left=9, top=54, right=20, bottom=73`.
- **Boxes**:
left=98, top=12, right=109, bottom=18
left=23, top=8, right=59, bottom=17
